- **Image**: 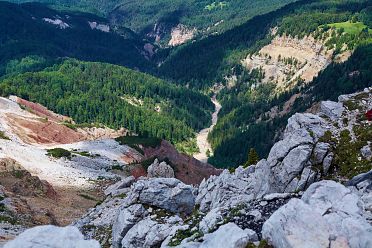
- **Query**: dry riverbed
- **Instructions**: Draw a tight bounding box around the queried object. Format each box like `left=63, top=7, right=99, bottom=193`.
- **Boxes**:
left=193, top=96, right=221, bottom=163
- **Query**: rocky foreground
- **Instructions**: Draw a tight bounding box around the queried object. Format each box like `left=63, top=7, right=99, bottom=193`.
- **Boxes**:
left=3, top=88, right=372, bottom=247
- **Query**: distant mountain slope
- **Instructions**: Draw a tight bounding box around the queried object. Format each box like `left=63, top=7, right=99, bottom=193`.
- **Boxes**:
left=156, top=0, right=371, bottom=167
left=0, top=59, right=214, bottom=143
left=0, top=2, right=153, bottom=75
left=7, top=0, right=296, bottom=45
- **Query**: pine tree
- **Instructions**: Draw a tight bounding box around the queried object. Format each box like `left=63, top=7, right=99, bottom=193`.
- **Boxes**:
left=244, top=148, right=259, bottom=168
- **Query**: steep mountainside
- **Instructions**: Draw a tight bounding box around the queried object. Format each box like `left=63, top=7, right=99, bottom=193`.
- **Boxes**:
left=7, top=0, right=296, bottom=45
left=4, top=88, right=371, bottom=248
left=0, top=95, right=219, bottom=243
left=0, top=2, right=153, bottom=75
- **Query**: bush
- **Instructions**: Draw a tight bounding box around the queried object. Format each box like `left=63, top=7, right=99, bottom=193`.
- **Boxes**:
left=115, top=136, right=161, bottom=148
left=46, top=148, right=71, bottom=159
left=0, top=131, right=10, bottom=140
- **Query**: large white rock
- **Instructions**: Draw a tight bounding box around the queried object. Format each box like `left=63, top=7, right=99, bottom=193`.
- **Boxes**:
left=112, top=204, right=148, bottom=248
left=262, top=181, right=372, bottom=248
left=121, top=217, right=181, bottom=248
left=262, top=198, right=330, bottom=248
left=320, top=100, right=344, bottom=120
left=4, top=225, right=100, bottom=248
left=199, top=223, right=257, bottom=248
left=104, top=176, right=135, bottom=196
left=198, top=208, right=224, bottom=234
left=130, top=178, right=195, bottom=214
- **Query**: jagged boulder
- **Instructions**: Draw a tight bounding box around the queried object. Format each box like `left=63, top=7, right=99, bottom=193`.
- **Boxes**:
left=320, top=100, right=345, bottom=120
left=360, top=145, right=372, bottom=160
left=104, top=176, right=135, bottom=196
left=112, top=204, right=148, bottom=248
left=147, top=159, right=175, bottom=178
left=121, top=216, right=182, bottom=248
left=262, top=180, right=372, bottom=248
left=199, top=223, right=257, bottom=248
left=198, top=208, right=224, bottom=234
left=4, top=225, right=100, bottom=248
left=347, top=171, right=372, bottom=223
left=130, top=178, right=195, bottom=214
left=195, top=167, right=257, bottom=212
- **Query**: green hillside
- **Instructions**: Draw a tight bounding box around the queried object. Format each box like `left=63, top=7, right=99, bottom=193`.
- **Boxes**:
left=0, top=59, right=214, bottom=143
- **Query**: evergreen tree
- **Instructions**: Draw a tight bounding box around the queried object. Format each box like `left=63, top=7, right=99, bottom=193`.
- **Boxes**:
left=244, top=148, right=260, bottom=168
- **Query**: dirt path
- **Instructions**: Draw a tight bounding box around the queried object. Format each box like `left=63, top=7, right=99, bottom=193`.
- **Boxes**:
left=193, top=96, right=221, bottom=163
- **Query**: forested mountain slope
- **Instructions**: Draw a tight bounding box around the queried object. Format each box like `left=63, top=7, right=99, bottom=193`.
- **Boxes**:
left=0, top=59, right=214, bottom=143
left=0, top=1, right=153, bottom=75
left=209, top=43, right=372, bottom=167
left=8, top=0, right=296, bottom=45
left=157, top=0, right=371, bottom=88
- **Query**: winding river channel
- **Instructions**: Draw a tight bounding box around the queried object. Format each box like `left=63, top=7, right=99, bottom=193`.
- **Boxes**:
left=193, top=96, right=221, bottom=163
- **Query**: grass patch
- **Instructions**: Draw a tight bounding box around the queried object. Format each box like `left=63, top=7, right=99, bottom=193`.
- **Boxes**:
left=0, top=204, right=6, bottom=212
left=79, top=193, right=97, bottom=201
left=175, top=138, right=200, bottom=156
left=168, top=228, right=203, bottom=246
left=0, top=215, right=16, bottom=225
left=331, top=128, right=371, bottom=178
left=62, top=122, right=103, bottom=130
left=46, top=148, right=71, bottom=159
left=115, top=193, right=127, bottom=199
left=0, top=131, right=10, bottom=140
left=115, top=135, right=161, bottom=148
left=111, top=163, right=123, bottom=171
left=328, top=21, right=371, bottom=35
left=72, top=150, right=99, bottom=158
left=318, top=130, right=335, bottom=143
left=344, top=100, right=360, bottom=111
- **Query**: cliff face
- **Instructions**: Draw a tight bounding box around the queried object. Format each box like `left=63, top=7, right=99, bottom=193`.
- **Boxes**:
left=9, top=88, right=368, bottom=248
left=241, top=35, right=350, bottom=92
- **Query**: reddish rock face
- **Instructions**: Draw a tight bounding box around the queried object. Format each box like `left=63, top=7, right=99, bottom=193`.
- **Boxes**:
left=366, top=109, right=372, bottom=121
left=130, top=165, right=147, bottom=179
left=13, top=97, right=71, bottom=123
left=143, top=140, right=222, bottom=185
left=0, top=158, right=58, bottom=200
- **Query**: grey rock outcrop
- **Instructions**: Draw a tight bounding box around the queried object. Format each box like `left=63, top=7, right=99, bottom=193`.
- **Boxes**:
left=198, top=208, right=224, bottom=234
left=196, top=112, right=329, bottom=212
left=130, top=178, right=195, bottom=214
left=104, top=176, right=135, bottom=196
left=320, top=100, right=345, bottom=120
left=121, top=217, right=182, bottom=248
left=4, top=225, right=101, bottom=248
left=361, top=145, right=372, bottom=160
left=262, top=181, right=372, bottom=248
left=112, top=204, right=148, bottom=248
left=147, top=159, right=175, bottom=178
left=347, top=171, right=372, bottom=223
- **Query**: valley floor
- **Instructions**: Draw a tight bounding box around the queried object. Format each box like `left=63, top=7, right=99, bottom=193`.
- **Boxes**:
left=194, top=96, right=221, bottom=163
